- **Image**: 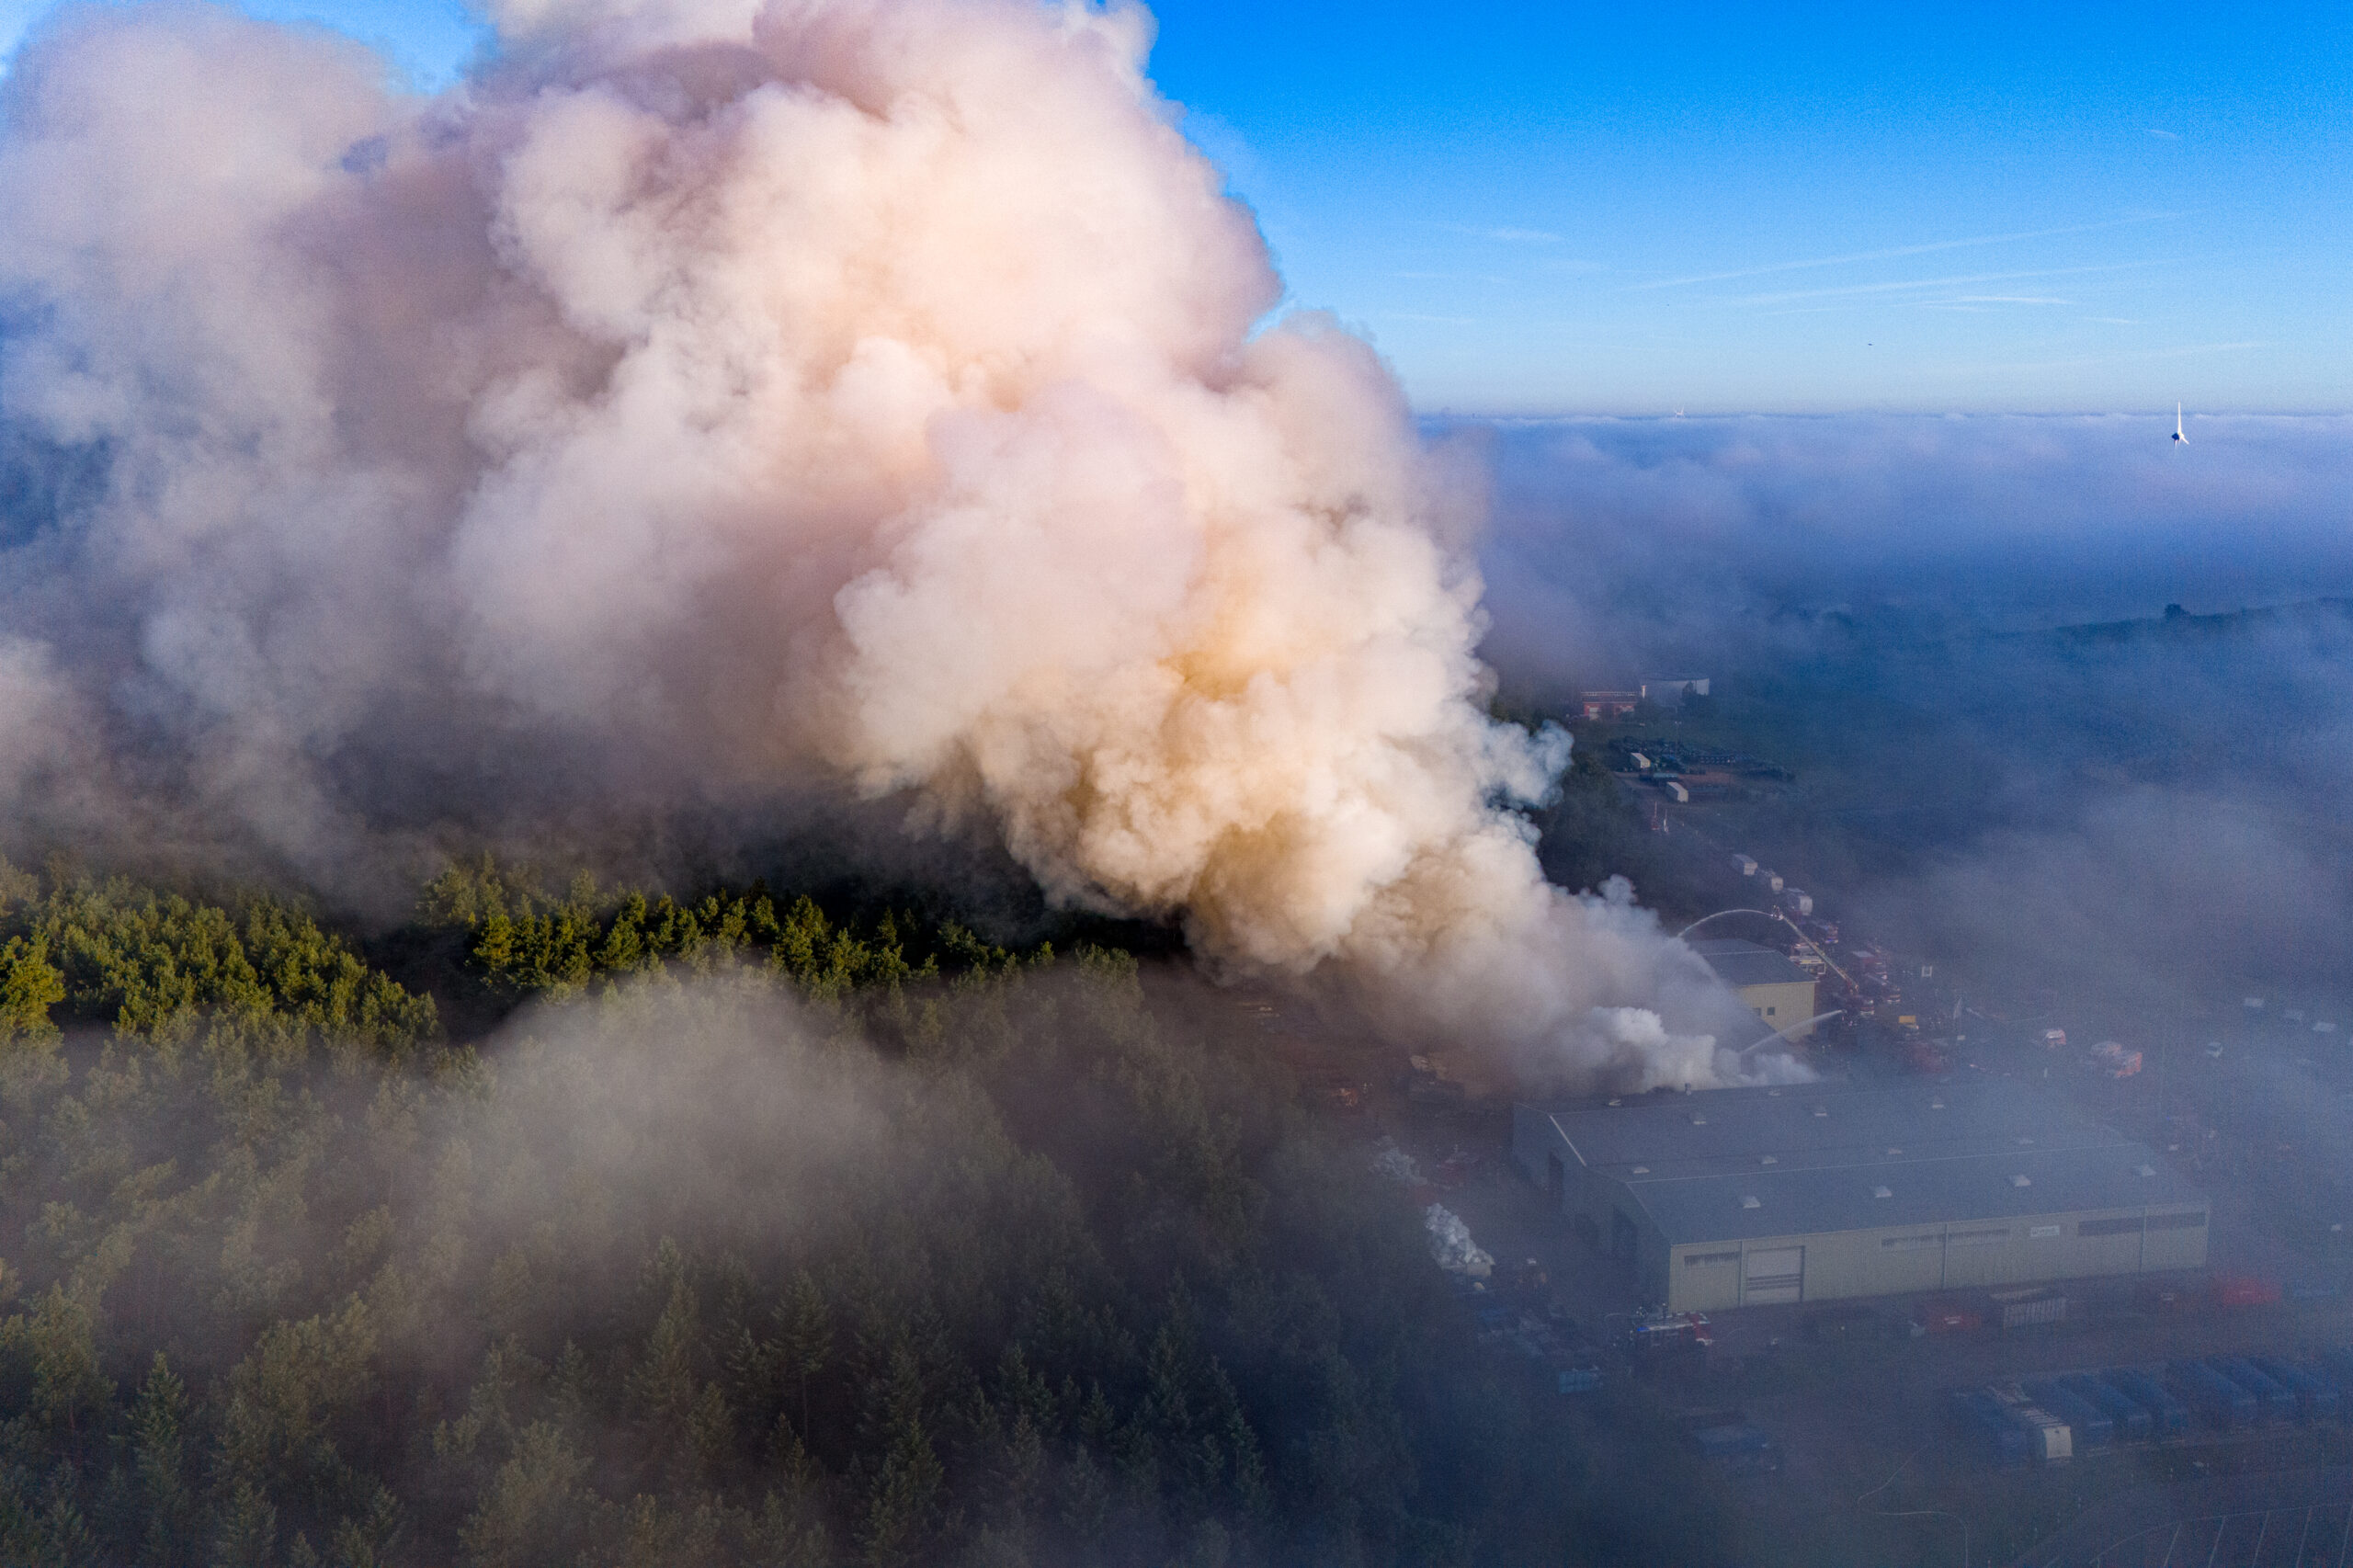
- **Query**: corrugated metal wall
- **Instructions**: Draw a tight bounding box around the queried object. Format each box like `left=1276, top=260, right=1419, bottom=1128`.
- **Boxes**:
left=1662, top=1206, right=2210, bottom=1312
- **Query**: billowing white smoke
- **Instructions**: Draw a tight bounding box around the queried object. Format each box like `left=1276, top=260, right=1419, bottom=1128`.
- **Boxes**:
left=0, top=0, right=1769, bottom=1087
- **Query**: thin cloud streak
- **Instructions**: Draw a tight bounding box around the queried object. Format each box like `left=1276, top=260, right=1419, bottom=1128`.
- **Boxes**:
left=1947, top=340, right=2268, bottom=376
left=1728, top=260, right=2161, bottom=306
left=1627, top=212, right=2183, bottom=291
left=1390, top=270, right=1510, bottom=284
left=1436, top=222, right=1563, bottom=244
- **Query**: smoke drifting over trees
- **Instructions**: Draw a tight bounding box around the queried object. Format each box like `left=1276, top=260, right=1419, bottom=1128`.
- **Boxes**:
left=0, top=862, right=1733, bottom=1566
left=0, top=0, right=1758, bottom=1087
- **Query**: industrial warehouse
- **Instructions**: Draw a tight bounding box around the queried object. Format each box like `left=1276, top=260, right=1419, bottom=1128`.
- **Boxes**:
left=1513, top=1078, right=2209, bottom=1314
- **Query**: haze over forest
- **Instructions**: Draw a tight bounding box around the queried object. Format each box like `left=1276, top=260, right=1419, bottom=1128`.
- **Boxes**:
left=0, top=0, right=2347, bottom=1564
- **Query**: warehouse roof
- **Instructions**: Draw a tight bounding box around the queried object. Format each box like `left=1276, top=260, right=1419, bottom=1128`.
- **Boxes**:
left=1520, top=1077, right=2207, bottom=1245
left=1690, top=938, right=1808, bottom=989
left=1625, top=1145, right=2206, bottom=1244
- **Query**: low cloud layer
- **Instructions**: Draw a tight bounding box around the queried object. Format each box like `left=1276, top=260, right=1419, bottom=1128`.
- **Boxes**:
left=1469, top=413, right=2353, bottom=689
left=1470, top=413, right=2353, bottom=1006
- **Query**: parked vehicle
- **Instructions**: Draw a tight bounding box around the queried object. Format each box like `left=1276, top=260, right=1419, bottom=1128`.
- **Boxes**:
left=2058, top=1372, right=2154, bottom=1442
left=2213, top=1275, right=2284, bottom=1308
left=1626, top=1308, right=1712, bottom=1356
left=2211, top=1357, right=2298, bottom=1423
left=2099, top=1369, right=2190, bottom=1436
left=2023, top=1380, right=2112, bottom=1451
left=1947, top=1389, right=2031, bottom=1468
left=2090, top=1040, right=2143, bottom=1078
left=1990, top=1287, right=2067, bottom=1330
left=1985, top=1387, right=2074, bottom=1461
left=2168, top=1359, right=2258, bottom=1428
left=2250, top=1357, right=2340, bottom=1421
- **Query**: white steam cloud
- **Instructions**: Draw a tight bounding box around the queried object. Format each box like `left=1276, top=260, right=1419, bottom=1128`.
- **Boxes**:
left=0, top=0, right=1762, bottom=1086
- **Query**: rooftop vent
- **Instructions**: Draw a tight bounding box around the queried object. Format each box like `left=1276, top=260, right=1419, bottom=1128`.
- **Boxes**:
left=1872, top=1186, right=1893, bottom=1199
left=1740, top=1196, right=1762, bottom=1210
left=2010, top=1174, right=2032, bottom=1188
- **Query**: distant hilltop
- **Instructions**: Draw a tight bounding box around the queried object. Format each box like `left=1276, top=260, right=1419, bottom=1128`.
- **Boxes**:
left=2046, top=597, right=2353, bottom=648
left=1801, top=596, right=2353, bottom=658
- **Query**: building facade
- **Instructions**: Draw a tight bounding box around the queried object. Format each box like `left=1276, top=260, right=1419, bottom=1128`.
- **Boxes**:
left=1693, top=937, right=1818, bottom=1040
left=1513, top=1080, right=2209, bottom=1313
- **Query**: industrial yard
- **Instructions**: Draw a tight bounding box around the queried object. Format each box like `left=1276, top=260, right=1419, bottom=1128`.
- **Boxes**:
left=1365, top=1076, right=2353, bottom=1568
left=1296, top=687, right=2353, bottom=1568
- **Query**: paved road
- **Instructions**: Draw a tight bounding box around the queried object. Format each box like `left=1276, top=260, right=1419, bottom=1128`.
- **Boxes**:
left=2018, top=1468, right=2353, bottom=1567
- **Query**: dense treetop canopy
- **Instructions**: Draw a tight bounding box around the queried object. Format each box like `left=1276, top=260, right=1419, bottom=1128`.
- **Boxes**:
left=0, top=855, right=1727, bottom=1568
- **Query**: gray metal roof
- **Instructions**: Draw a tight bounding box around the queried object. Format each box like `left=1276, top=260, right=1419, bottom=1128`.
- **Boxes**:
left=1626, top=1146, right=2206, bottom=1244
left=1690, top=938, right=1808, bottom=989
left=1525, top=1077, right=2207, bottom=1245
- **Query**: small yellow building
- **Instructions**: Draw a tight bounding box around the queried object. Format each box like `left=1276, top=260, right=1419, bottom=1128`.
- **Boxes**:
left=1693, top=937, right=1818, bottom=1039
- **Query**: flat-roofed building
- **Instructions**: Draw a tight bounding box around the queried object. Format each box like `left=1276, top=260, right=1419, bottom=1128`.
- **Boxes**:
left=1693, top=937, right=1817, bottom=1039
left=1512, top=1078, right=2208, bottom=1313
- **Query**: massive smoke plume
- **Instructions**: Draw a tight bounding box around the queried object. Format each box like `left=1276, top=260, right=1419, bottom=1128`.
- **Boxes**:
left=0, top=0, right=1759, bottom=1085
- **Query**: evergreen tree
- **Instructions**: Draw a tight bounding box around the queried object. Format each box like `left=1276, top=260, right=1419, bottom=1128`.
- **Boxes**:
left=130, top=1355, right=196, bottom=1567
left=856, top=1348, right=942, bottom=1568
left=773, top=1271, right=832, bottom=1445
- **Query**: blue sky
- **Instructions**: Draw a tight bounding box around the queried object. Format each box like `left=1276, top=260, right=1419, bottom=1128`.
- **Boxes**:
left=3, top=0, right=2346, bottom=414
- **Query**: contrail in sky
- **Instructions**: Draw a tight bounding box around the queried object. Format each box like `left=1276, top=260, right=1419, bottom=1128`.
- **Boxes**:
left=1629, top=212, right=2183, bottom=290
